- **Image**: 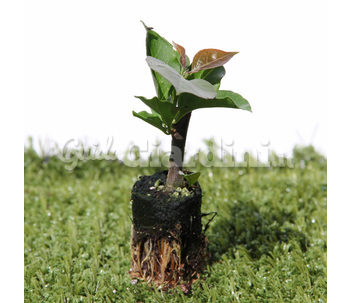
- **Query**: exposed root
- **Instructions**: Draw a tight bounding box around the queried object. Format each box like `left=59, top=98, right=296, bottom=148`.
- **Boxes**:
left=130, top=226, right=207, bottom=292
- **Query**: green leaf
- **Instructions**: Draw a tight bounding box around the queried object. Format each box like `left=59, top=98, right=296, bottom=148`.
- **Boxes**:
left=179, top=171, right=201, bottom=187
left=216, top=90, right=252, bottom=112
left=190, top=66, right=226, bottom=90
left=176, top=90, right=251, bottom=122
left=146, top=56, right=217, bottom=99
left=134, top=96, right=178, bottom=129
left=132, top=111, right=169, bottom=134
left=142, top=22, right=182, bottom=100
left=190, top=49, right=239, bottom=74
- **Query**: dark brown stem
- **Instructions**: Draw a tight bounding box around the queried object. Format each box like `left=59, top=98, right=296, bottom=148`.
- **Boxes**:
left=166, top=112, right=192, bottom=188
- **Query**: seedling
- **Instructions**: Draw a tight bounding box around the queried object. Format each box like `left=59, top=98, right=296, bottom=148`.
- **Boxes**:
left=130, top=22, right=252, bottom=290
left=134, top=21, right=251, bottom=188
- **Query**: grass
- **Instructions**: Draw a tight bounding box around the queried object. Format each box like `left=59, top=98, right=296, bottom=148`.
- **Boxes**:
left=24, top=143, right=327, bottom=302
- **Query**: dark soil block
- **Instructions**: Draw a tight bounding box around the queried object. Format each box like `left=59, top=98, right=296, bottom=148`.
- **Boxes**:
left=129, top=170, right=207, bottom=291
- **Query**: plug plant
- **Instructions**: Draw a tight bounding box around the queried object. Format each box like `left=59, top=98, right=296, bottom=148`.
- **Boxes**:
left=130, top=22, right=251, bottom=291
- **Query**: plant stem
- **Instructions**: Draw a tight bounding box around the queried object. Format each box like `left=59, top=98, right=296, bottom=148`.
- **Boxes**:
left=166, top=112, right=192, bottom=188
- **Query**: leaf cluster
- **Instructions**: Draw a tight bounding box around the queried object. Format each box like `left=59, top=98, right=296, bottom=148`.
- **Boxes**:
left=133, top=22, right=251, bottom=135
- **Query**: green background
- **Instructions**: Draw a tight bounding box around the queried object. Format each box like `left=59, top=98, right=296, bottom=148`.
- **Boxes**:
left=24, top=144, right=326, bottom=302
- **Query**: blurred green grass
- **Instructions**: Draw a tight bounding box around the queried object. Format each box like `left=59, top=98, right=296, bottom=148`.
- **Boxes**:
left=24, top=143, right=326, bottom=302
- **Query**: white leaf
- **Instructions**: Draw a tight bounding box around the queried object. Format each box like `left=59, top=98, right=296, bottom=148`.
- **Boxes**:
left=146, top=56, right=216, bottom=99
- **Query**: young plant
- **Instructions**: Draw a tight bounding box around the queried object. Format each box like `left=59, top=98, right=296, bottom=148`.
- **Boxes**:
left=133, top=21, right=251, bottom=188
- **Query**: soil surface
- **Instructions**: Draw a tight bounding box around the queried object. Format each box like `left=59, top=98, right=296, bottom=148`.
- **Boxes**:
left=131, top=170, right=202, bottom=236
